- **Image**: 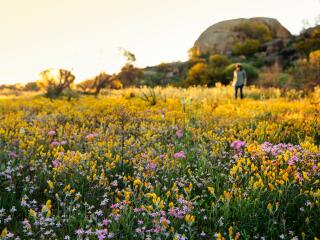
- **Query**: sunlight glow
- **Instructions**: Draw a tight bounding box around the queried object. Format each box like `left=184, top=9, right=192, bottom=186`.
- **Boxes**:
left=0, top=0, right=319, bottom=84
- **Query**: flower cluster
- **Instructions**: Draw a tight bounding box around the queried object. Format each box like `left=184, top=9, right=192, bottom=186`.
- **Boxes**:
left=0, top=88, right=319, bottom=239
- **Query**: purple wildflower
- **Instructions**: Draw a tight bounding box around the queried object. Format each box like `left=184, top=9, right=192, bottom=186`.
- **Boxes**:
left=103, top=219, right=111, bottom=226
left=174, top=151, right=186, bottom=159
left=75, top=229, right=84, bottom=236
left=50, top=140, right=60, bottom=147
left=230, top=140, right=246, bottom=150
left=8, top=151, right=17, bottom=158
left=52, top=160, right=60, bottom=168
left=288, top=159, right=295, bottom=166
left=146, top=163, right=157, bottom=170
left=96, top=229, right=108, bottom=240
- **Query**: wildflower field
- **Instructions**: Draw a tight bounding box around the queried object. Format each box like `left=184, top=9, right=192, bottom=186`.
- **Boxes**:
left=0, top=86, right=319, bottom=240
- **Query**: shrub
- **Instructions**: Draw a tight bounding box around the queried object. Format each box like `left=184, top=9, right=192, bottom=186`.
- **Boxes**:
left=207, top=55, right=231, bottom=85
left=76, top=79, right=95, bottom=93
left=110, top=79, right=123, bottom=89
left=61, top=88, right=80, bottom=101
left=289, top=49, right=320, bottom=90
left=255, top=63, right=282, bottom=88
left=24, top=82, right=40, bottom=91
left=232, top=39, right=261, bottom=57
left=293, top=27, right=320, bottom=57
left=209, top=54, right=230, bottom=67
left=183, top=63, right=209, bottom=86
left=234, top=21, right=272, bottom=42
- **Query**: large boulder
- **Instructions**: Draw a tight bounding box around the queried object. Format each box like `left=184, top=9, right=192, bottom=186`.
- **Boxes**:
left=193, top=17, right=291, bottom=55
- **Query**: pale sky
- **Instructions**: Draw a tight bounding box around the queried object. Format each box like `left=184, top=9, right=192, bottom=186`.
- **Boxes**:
left=1, top=0, right=319, bottom=84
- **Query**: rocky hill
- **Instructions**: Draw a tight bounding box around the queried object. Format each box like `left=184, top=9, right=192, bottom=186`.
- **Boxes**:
left=193, top=17, right=291, bottom=56
left=141, top=19, right=319, bottom=88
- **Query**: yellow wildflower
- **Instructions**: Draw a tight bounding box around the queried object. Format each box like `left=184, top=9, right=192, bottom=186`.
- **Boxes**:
left=267, top=203, right=273, bottom=213
left=208, top=187, right=215, bottom=195
left=29, top=209, right=37, bottom=218
left=228, top=226, right=233, bottom=237
left=133, top=179, right=142, bottom=187
left=1, top=228, right=7, bottom=238
left=47, top=180, right=54, bottom=189
left=165, top=190, right=171, bottom=198
left=63, top=184, right=71, bottom=192
left=185, top=214, right=195, bottom=223
left=282, top=172, right=289, bottom=182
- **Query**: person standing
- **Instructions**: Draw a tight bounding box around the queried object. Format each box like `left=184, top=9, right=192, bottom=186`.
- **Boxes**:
left=233, top=63, right=247, bottom=99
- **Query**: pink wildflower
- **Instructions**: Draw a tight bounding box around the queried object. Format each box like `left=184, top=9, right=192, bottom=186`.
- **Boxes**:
left=48, top=130, right=56, bottom=136
left=174, top=151, right=186, bottom=159
left=176, top=129, right=184, bottom=138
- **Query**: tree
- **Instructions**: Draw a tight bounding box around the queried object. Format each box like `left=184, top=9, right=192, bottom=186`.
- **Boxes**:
left=38, top=69, right=75, bottom=99
left=92, top=72, right=111, bottom=94
left=121, top=49, right=136, bottom=63
left=117, top=64, right=143, bottom=87
left=77, top=73, right=122, bottom=94
left=116, top=49, right=143, bottom=87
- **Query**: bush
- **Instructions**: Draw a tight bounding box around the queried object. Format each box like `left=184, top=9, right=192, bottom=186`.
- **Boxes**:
left=209, top=54, right=230, bottom=67
left=24, top=82, right=40, bottom=91
left=110, top=79, right=123, bottom=89
left=293, top=26, right=320, bottom=57
left=289, top=49, right=320, bottom=90
left=255, top=63, right=296, bottom=89
left=278, top=73, right=295, bottom=88
left=255, top=63, right=281, bottom=88
left=207, top=55, right=231, bottom=85
left=183, top=63, right=209, bottom=86
left=61, top=88, right=80, bottom=101
left=76, top=79, right=95, bottom=93
left=224, top=63, right=259, bottom=85
left=232, top=39, right=261, bottom=57
left=234, top=21, right=272, bottom=42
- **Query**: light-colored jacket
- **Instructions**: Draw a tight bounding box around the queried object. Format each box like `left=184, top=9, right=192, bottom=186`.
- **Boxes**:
left=233, top=70, right=247, bottom=86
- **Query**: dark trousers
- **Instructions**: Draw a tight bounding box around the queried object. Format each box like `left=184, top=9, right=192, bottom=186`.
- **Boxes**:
left=235, top=85, right=244, bottom=99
